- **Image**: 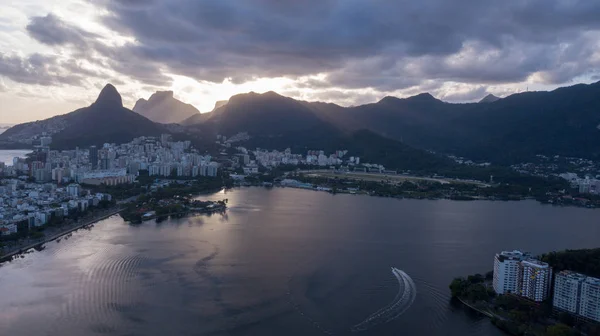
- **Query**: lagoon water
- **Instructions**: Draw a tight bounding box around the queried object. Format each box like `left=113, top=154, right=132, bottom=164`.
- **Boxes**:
left=0, top=187, right=598, bottom=335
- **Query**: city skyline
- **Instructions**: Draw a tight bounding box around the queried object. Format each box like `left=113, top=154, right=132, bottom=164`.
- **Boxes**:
left=2, top=0, right=600, bottom=123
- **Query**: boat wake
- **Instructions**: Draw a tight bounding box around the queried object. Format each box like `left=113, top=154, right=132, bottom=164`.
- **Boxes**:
left=351, top=267, right=417, bottom=332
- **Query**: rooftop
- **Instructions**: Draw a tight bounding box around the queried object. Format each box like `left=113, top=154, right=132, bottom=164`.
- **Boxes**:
left=584, top=276, right=600, bottom=286
left=557, top=270, right=587, bottom=281
left=521, top=258, right=550, bottom=268
left=496, top=250, right=531, bottom=261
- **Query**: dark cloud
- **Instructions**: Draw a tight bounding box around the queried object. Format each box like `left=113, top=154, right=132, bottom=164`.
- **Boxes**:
left=13, top=1, right=600, bottom=95
left=26, top=14, right=98, bottom=48
left=0, top=53, right=83, bottom=86
left=282, top=89, right=380, bottom=107
left=88, top=0, right=600, bottom=90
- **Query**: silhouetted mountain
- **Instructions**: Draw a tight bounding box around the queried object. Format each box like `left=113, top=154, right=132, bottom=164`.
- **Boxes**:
left=1, top=84, right=166, bottom=149
left=133, top=91, right=199, bottom=124
left=196, top=91, right=336, bottom=136
left=6, top=81, right=599, bottom=164
left=180, top=100, right=230, bottom=125
left=479, top=94, right=500, bottom=103
left=213, top=100, right=228, bottom=110
left=141, top=82, right=600, bottom=163
left=304, top=83, right=600, bottom=163
left=182, top=112, right=212, bottom=126
left=182, top=91, right=453, bottom=171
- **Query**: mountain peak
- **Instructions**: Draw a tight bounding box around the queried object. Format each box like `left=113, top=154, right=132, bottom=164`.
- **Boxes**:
left=150, top=91, right=174, bottom=101
left=95, top=84, right=123, bottom=107
left=378, top=96, right=401, bottom=104
left=263, top=91, right=282, bottom=98
left=132, top=90, right=199, bottom=124
left=213, top=100, right=228, bottom=111
left=409, top=92, right=437, bottom=101
left=229, top=91, right=284, bottom=104
left=479, top=94, right=500, bottom=103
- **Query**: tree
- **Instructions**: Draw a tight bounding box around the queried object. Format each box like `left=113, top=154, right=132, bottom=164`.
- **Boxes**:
left=558, top=312, right=575, bottom=327
left=466, top=283, right=489, bottom=301
left=449, top=277, right=467, bottom=297
left=546, top=324, right=576, bottom=336
left=468, top=273, right=484, bottom=284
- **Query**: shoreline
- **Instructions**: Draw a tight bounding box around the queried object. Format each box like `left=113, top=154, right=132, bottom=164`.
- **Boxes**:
left=238, top=184, right=597, bottom=209
left=136, top=207, right=227, bottom=223
left=0, top=208, right=122, bottom=263
left=457, top=297, right=495, bottom=319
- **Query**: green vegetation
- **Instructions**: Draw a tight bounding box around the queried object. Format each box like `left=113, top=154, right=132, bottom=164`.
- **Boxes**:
left=450, top=248, right=600, bottom=336
left=82, top=183, right=147, bottom=200
left=119, top=177, right=229, bottom=223
left=541, top=248, right=600, bottom=278
left=449, top=275, right=495, bottom=301
left=292, top=173, right=570, bottom=203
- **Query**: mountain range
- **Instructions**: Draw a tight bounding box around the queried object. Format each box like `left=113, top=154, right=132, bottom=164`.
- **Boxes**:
left=0, top=84, right=165, bottom=149
left=2, top=81, right=600, bottom=165
left=479, top=94, right=501, bottom=103
left=184, top=82, right=600, bottom=163
left=133, top=91, right=199, bottom=124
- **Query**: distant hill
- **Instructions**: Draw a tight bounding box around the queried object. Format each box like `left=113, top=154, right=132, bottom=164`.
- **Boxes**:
left=1, top=84, right=167, bottom=149
left=133, top=91, right=199, bottom=124
left=479, top=94, right=501, bottom=103
left=5, top=80, right=600, bottom=164
left=198, top=82, right=600, bottom=163
left=213, top=100, right=228, bottom=110
left=302, top=83, right=600, bottom=163
left=186, top=91, right=340, bottom=148
left=182, top=91, right=454, bottom=171
left=181, top=100, right=228, bottom=125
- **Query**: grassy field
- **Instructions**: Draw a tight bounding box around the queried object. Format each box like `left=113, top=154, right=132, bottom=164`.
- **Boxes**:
left=299, top=170, right=490, bottom=186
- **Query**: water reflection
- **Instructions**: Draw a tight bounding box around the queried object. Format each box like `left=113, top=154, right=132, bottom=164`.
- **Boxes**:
left=0, top=188, right=598, bottom=335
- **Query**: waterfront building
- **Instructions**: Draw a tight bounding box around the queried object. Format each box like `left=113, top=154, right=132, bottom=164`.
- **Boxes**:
left=519, top=259, right=552, bottom=302
left=580, top=277, right=600, bottom=322
left=493, top=250, right=528, bottom=294
left=553, top=270, right=600, bottom=323
left=207, top=162, right=219, bottom=177
left=493, top=250, right=552, bottom=301
left=553, top=271, right=586, bottom=314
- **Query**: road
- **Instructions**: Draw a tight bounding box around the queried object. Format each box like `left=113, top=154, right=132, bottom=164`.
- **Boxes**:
left=0, top=208, right=122, bottom=261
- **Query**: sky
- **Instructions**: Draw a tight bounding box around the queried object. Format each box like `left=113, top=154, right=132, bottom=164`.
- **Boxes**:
left=1, top=0, right=600, bottom=124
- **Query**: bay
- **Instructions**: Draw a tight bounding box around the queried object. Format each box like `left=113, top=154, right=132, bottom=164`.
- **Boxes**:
left=0, top=149, right=31, bottom=165
left=0, top=187, right=598, bottom=335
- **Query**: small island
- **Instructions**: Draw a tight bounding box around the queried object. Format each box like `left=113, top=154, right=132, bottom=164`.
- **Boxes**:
left=450, top=248, right=600, bottom=336
left=117, top=178, right=229, bottom=224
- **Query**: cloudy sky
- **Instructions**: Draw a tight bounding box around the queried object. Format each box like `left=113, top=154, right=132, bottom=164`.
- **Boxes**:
left=1, top=0, right=600, bottom=124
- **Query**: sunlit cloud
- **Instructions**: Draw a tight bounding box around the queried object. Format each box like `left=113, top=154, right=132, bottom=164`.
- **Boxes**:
left=1, top=0, right=600, bottom=123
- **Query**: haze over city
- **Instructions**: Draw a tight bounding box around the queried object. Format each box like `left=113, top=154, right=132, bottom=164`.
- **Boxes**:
left=2, top=0, right=600, bottom=123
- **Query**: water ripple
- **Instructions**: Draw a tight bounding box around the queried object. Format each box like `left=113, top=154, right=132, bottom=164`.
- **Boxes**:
left=351, top=267, right=417, bottom=332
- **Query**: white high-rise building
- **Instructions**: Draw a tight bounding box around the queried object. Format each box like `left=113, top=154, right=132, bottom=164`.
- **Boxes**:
left=207, top=162, right=219, bottom=177
left=493, top=250, right=527, bottom=294
left=519, top=259, right=552, bottom=302
left=580, top=277, right=600, bottom=322
left=553, top=271, right=586, bottom=314
left=553, top=271, right=600, bottom=323
left=67, top=184, right=80, bottom=197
